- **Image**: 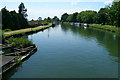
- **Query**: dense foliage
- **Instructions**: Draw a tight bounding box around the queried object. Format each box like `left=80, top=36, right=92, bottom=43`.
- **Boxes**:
left=1, top=2, right=28, bottom=30
left=67, top=12, right=78, bottom=22
left=52, top=16, right=59, bottom=22
left=61, top=1, right=120, bottom=27
left=77, top=11, right=97, bottom=24
left=6, top=37, right=34, bottom=48
left=61, top=13, right=69, bottom=22
left=42, top=17, right=52, bottom=25
left=42, top=16, right=59, bottom=25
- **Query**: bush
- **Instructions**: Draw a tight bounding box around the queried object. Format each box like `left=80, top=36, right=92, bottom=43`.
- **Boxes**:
left=7, top=37, right=34, bottom=48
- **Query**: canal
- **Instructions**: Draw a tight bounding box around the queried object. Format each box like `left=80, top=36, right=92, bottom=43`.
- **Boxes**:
left=4, top=23, right=119, bottom=79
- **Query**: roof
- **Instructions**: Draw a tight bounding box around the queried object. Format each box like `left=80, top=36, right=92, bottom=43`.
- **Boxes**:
left=0, top=55, right=17, bottom=67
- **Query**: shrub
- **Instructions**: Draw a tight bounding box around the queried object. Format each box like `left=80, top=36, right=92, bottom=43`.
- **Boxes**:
left=7, top=37, right=34, bottom=48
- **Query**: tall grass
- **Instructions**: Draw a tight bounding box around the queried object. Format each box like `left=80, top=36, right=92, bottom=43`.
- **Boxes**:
left=6, top=37, right=34, bottom=48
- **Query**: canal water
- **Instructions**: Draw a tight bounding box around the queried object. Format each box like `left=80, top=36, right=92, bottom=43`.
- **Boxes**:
left=5, top=23, right=120, bottom=79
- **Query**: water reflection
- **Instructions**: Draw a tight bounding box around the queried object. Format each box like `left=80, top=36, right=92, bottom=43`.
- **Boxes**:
left=61, top=23, right=119, bottom=59
left=4, top=23, right=119, bottom=79
left=2, top=63, right=23, bottom=80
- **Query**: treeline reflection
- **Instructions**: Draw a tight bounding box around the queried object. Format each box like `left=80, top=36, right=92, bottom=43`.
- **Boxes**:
left=61, top=23, right=119, bottom=59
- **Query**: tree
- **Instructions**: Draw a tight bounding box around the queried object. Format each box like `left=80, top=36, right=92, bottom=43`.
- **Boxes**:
left=109, top=1, right=120, bottom=27
left=18, top=2, right=28, bottom=18
left=60, top=1, right=119, bottom=27
left=38, top=17, right=42, bottom=25
left=38, top=17, right=42, bottom=21
left=66, top=12, right=78, bottom=22
left=97, top=8, right=109, bottom=25
left=42, top=17, right=52, bottom=25
left=46, top=17, right=52, bottom=23
left=18, top=2, right=28, bottom=28
left=66, top=14, right=73, bottom=22
left=2, top=7, right=12, bottom=29
left=61, top=13, right=69, bottom=22
left=1, top=3, right=28, bottom=30
left=9, top=10, right=19, bottom=29
left=77, top=10, right=97, bottom=23
left=53, top=16, right=59, bottom=22
left=77, top=13, right=82, bottom=22
left=73, top=12, right=78, bottom=22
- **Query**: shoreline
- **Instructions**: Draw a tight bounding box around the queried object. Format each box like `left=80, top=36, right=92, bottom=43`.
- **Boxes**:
left=1, top=45, right=37, bottom=77
left=63, top=22, right=120, bottom=35
left=4, top=23, right=52, bottom=38
left=89, top=24, right=120, bottom=35
left=1, top=24, right=52, bottom=76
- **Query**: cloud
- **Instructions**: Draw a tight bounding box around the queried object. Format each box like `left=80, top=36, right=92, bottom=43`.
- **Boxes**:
left=104, top=0, right=120, bottom=5
left=71, top=0, right=79, bottom=5
left=104, top=0, right=113, bottom=5
left=27, top=8, right=93, bottom=20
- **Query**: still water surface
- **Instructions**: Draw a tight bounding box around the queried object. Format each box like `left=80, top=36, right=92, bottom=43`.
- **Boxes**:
left=7, top=23, right=119, bottom=78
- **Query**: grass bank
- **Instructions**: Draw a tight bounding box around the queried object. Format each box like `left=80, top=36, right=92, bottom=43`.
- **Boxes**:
left=63, top=22, right=120, bottom=35
left=89, top=24, right=120, bottom=35
left=4, top=23, right=52, bottom=38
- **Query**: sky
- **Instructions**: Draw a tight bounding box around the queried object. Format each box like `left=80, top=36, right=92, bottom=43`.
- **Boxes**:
left=0, top=0, right=115, bottom=20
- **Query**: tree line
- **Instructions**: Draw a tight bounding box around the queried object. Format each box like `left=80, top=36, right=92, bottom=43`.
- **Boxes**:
left=39, top=16, right=59, bottom=25
left=1, top=2, right=28, bottom=30
left=61, top=1, right=120, bottom=27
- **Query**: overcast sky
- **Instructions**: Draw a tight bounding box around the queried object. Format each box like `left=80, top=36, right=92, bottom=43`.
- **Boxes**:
left=0, top=0, right=114, bottom=20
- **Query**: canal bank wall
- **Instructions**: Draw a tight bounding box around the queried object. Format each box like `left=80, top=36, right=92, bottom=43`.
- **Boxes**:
left=1, top=22, right=51, bottom=79
left=1, top=45, right=37, bottom=76
left=1, top=23, right=52, bottom=77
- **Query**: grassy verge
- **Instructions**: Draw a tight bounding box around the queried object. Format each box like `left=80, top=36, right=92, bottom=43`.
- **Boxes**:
left=89, top=24, right=120, bottom=35
left=4, top=23, right=52, bottom=37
